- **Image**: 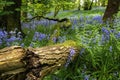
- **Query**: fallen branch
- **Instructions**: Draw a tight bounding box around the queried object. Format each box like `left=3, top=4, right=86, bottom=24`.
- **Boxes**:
left=26, top=15, right=69, bottom=22
left=0, top=40, right=80, bottom=80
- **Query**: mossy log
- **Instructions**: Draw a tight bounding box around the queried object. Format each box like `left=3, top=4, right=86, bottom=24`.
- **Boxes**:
left=0, top=41, right=80, bottom=80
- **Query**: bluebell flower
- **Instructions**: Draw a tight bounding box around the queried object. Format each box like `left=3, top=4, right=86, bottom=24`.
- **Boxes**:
left=59, top=36, right=66, bottom=43
left=69, top=48, right=75, bottom=57
left=79, top=16, right=85, bottom=22
left=101, top=34, right=110, bottom=42
left=72, top=19, right=78, bottom=25
left=0, top=39, right=2, bottom=45
left=101, top=27, right=110, bottom=43
left=116, top=32, right=120, bottom=39
left=33, top=36, right=37, bottom=41
left=38, top=33, right=46, bottom=41
left=84, top=75, right=90, bottom=80
left=92, top=15, right=103, bottom=23
left=33, top=32, right=46, bottom=41
left=0, top=30, right=7, bottom=38
left=20, top=43, right=24, bottom=47
left=101, top=27, right=110, bottom=35
left=7, top=36, right=17, bottom=42
left=110, top=29, right=115, bottom=33
left=52, top=37, right=57, bottom=43
left=6, top=42, right=10, bottom=46
left=33, top=32, right=40, bottom=41
left=80, top=48, right=85, bottom=55
left=9, top=31, right=16, bottom=36
left=65, top=48, right=75, bottom=67
left=86, top=20, right=93, bottom=24
left=109, top=46, right=112, bottom=52
left=30, top=43, right=33, bottom=47
left=22, top=22, right=31, bottom=29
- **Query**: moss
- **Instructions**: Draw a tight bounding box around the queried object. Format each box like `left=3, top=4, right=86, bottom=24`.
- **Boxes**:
left=62, top=40, right=76, bottom=47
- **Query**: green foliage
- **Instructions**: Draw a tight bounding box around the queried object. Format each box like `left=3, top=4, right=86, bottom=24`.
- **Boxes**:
left=46, top=14, right=120, bottom=80
left=0, top=0, right=15, bottom=15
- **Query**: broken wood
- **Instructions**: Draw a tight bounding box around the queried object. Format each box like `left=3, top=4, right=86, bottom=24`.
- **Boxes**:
left=0, top=40, right=80, bottom=80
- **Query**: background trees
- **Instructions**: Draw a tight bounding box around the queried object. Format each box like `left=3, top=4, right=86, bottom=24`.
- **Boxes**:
left=0, top=0, right=120, bottom=37
left=103, top=0, right=120, bottom=21
left=0, top=0, right=24, bottom=36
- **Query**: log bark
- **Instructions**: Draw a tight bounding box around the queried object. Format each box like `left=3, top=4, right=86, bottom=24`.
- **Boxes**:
left=0, top=41, right=80, bottom=80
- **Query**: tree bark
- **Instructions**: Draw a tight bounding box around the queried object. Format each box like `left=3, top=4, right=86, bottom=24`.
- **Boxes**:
left=0, top=41, right=80, bottom=80
left=77, top=0, right=81, bottom=10
left=103, top=0, right=120, bottom=21
left=0, top=0, right=25, bottom=36
left=88, top=0, right=94, bottom=10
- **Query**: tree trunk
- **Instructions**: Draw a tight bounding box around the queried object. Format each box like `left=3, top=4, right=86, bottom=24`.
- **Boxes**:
left=0, top=41, right=80, bottom=80
left=103, top=0, right=120, bottom=21
left=77, top=0, right=80, bottom=10
left=83, top=1, right=89, bottom=10
left=101, top=0, right=106, bottom=6
left=88, top=0, right=94, bottom=10
left=0, top=0, right=25, bottom=36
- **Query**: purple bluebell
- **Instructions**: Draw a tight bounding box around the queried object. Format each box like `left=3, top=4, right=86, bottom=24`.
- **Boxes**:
left=80, top=48, right=85, bottom=55
left=110, top=29, right=115, bottom=33
left=86, top=20, right=93, bottom=24
left=109, top=46, right=112, bottom=52
left=29, top=43, right=33, bottom=47
left=6, top=42, right=10, bottom=46
left=33, top=32, right=38, bottom=41
left=116, top=32, right=120, bottom=39
left=52, top=37, right=57, bottom=43
left=101, top=27, right=110, bottom=35
left=7, top=36, right=17, bottom=42
left=92, top=15, right=103, bottom=23
left=38, top=33, right=46, bottom=41
left=101, top=34, right=110, bottom=42
left=0, top=30, right=7, bottom=38
left=65, top=48, right=75, bottom=67
left=101, top=27, right=110, bottom=43
left=84, top=75, right=90, bottom=80
left=20, top=43, right=24, bottom=47
left=0, top=39, right=2, bottom=45
left=71, top=18, right=78, bottom=25
left=58, top=36, right=66, bottom=43
left=33, top=32, right=46, bottom=41
left=69, top=48, right=75, bottom=57
left=79, top=16, right=85, bottom=22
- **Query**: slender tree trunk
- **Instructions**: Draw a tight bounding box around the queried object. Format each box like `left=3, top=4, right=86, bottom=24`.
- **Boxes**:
left=101, top=0, right=105, bottom=6
left=78, top=0, right=81, bottom=10
left=103, top=0, right=120, bottom=21
left=0, top=0, right=25, bottom=36
left=89, top=0, right=94, bottom=10
left=94, top=0, right=97, bottom=6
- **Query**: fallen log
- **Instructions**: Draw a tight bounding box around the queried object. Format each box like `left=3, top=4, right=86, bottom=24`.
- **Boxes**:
left=0, top=40, right=80, bottom=80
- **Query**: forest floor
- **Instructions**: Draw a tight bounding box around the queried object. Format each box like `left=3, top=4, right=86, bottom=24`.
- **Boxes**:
left=46, top=7, right=105, bottom=19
